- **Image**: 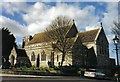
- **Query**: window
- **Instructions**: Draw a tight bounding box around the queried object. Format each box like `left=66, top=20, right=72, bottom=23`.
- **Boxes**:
left=31, top=52, right=35, bottom=61
left=51, top=51, right=54, bottom=62
left=41, top=50, right=46, bottom=61
left=99, top=40, right=104, bottom=54
left=100, top=46, right=102, bottom=54
left=104, top=44, right=107, bottom=55
left=10, top=55, right=15, bottom=66
left=101, top=41, right=104, bottom=54
left=99, top=42, right=102, bottom=54
left=57, top=55, right=59, bottom=62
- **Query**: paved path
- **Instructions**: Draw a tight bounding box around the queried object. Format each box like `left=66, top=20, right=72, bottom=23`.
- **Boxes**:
left=0, top=73, right=116, bottom=82
left=1, top=73, right=86, bottom=80
left=1, top=73, right=62, bottom=78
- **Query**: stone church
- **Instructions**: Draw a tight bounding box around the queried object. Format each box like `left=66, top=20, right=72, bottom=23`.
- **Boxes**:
left=9, top=21, right=110, bottom=69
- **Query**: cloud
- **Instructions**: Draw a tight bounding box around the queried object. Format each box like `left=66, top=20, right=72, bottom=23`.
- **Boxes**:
left=2, top=2, right=117, bottom=39
left=1, top=2, right=29, bottom=16
left=1, top=2, right=118, bottom=45
left=0, top=16, right=28, bottom=37
left=22, top=2, right=100, bottom=34
left=23, top=2, right=49, bottom=24
left=101, top=2, right=118, bottom=43
left=102, top=2, right=118, bottom=33
left=85, top=26, right=100, bottom=31
left=1, top=2, right=101, bottom=35
left=1, top=2, right=119, bottom=61
left=27, top=21, right=50, bottom=34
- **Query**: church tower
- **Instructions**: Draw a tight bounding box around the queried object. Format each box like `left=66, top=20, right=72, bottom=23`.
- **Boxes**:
left=22, top=35, right=32, bottom=48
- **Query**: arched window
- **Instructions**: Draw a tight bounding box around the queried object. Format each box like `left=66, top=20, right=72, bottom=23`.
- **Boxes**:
left=41, top=50, right=46, bottom=61
left=50, top=51, right=54, bottom=64
left=57, top=55, right=59, bottom=62
left=31, top=52, right=35, bottom=61
left=10, top=55, right=15, bottom=66
left=36, top=54, right=40, bottom=67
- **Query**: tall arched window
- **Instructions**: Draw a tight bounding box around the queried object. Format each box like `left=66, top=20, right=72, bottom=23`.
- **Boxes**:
left=36, top=54, right=40, bottom=67
left=11, top=55, right=15, bottom=66
left=41, top=50, right=46, bottom=61
left=31, top=52, right=35, bottom=61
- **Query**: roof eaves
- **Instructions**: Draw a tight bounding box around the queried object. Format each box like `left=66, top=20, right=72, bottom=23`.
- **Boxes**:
left=70, top=34, right=79, bottom=48
left=94, top=27, right=102, bottom=41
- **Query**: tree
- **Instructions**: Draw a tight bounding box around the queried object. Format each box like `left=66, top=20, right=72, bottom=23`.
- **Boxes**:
left=1, top=27, right=15, bottom=68
left=112, top=22, right=120, bottom=37
left=45, top=16, right=73, bottom=66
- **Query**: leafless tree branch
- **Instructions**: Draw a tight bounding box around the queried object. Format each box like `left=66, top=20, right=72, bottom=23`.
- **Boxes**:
left=45, top=16, right=73, bottom=66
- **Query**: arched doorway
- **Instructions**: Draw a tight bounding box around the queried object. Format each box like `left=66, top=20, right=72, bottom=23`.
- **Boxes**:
left=31, top=52, right=35, bottom=61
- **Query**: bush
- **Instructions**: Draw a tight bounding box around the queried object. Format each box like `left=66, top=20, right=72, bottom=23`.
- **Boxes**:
left=53, top=66, right=60, bottom=70
left=60, top=65, right=79, bottom=74
left=2, top=62, right=11, bottom=69
left=15, top=62, right=31, bottom=68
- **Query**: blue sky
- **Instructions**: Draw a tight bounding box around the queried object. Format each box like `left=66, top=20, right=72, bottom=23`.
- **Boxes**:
left=0, top=1, right=119, bottom=62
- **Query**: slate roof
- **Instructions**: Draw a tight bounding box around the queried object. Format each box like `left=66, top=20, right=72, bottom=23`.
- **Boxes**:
left=78, top=28, right=100, bottom=43
left=27, top=32, right=52, bottom=45
left=27, top=28, right=100, bottom=45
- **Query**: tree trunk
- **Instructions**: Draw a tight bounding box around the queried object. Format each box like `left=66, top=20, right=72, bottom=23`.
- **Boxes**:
left=60, top=53, right=65, bottom=66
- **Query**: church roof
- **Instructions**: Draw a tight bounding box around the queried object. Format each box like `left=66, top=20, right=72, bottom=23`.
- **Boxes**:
left=27, top=28, right=100, bottom=45
left=27, top=32, right=52, bottom=45
left=78, top=28, right=100, bottom=43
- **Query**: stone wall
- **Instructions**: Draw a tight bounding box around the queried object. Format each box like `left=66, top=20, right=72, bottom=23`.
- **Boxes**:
left=25, top=42, right=73, bottom=67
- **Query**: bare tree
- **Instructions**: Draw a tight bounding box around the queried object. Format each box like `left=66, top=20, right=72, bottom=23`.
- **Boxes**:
left=45, top=16, right=73, bottom=66
left=112, top=22, right=120, bottom=37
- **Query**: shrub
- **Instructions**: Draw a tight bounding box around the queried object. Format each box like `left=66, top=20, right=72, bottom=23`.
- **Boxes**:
left=2, top=62, right=11, bottom=69
left=60, top=65, right=79, bottom=74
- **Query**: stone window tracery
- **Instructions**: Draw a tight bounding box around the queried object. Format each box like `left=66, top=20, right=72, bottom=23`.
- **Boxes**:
left=31, top=52, right=35, bottom=61
left=41, top=50, right=46, bottom=61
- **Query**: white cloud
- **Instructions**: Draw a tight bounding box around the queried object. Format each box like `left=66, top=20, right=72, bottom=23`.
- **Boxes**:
left=107, top=34, right=115, bottom=44
left=22, top=2, right=100, bottom=34
left=0, top=16, right=28, bottom=37
left=1, top=2, right=119, bottom=61
left=27, top=21, right=50, bottom=34
left=85, top=26, right=100, bottom=31
left=1, top=2, right=101, bottom=35
left=1, top=2, right=118, bottom=45
left=23, top=2, right=49, bottom=24
left=102, top=3, right=118, bottom=27
left=1, top=2, right=29, bottom=16
left=101, top=2, right=118, bottom=43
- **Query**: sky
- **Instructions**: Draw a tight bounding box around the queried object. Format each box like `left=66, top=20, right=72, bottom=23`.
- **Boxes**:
left=0, top=1, right=119, bottom=63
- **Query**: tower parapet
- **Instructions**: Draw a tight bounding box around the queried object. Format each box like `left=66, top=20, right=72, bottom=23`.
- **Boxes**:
left=22, top=35, right=32, bottom=48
